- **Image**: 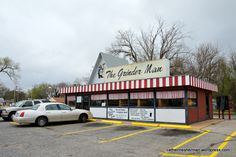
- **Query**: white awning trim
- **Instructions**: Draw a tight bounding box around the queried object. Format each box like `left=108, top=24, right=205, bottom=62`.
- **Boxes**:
left=130, top=92, right=154, bottom=99
left=187, top=91, right=197, bottom=99
left=91, top=94, right=107, bottom=100
left=156, top=91, right=185, bottom=99
left=109, top=93, right=128, bottom=100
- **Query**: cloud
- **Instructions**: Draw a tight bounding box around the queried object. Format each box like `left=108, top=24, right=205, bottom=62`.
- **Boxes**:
left=0, top=0, right=236, bottom=90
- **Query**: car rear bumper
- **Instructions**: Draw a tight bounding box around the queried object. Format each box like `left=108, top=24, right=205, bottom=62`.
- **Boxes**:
left=13, top=116, right=35, bottom=124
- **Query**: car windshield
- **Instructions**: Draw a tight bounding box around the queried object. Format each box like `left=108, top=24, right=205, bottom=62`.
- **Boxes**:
left=32, top=105, right=40, bottom=110
left=42, top=100, right=50, bottom=103
left=15, top=100, right=27, bottom=107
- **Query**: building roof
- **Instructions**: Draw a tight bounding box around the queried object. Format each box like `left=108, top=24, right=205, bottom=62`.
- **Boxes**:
left=100, top=53, right=129, bottom=67
left=88, top=52, right=129, bottom=84
left=60, top=75, right=218, bottom=94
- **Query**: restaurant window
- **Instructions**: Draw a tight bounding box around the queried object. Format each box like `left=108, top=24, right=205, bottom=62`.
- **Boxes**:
left=67, top=96, right=76, bottom=107
left=130, top=92, right=154, bottom=107
left=187, top=91, right=197, bottom=107
left=157, top=91, right=184, bottom=107
left=90, top=94, right=107, bottom=107
left=108, top=93, right=128, bottom=107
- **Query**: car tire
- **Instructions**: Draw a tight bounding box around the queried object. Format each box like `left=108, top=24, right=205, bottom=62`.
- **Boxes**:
left=8, top=112, right=15, bottom=121
left=36, top=117, right=48, bottom=127
left=79, top=114, right=88, bottom=123
left=2, top=117, right=9, bottom=121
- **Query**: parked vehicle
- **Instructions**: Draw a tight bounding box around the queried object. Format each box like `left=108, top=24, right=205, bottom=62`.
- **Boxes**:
left=13, top=103, right=93, bottom=127
left=1, top=99, right=50, bottom=121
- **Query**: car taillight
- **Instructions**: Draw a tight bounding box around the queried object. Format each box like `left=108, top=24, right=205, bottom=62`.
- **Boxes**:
left=20, top=112, right=25, bottom=117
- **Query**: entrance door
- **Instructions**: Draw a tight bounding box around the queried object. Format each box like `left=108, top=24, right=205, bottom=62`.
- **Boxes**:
left=206, top=95, right=210, bottom=119
left=76, top=95, right=90, bottom=110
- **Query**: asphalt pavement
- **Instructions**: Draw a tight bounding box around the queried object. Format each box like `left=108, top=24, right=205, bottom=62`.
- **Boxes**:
left=0, top=118, right=235, bottom=157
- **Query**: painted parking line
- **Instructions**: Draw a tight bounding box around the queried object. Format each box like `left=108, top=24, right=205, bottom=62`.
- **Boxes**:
left=99, top=127, right=160, bottom=144
left=160, top=130, right=211, bottom=157
left=61, top=124, right=122, bottom=136
left=160, top=130, right=236, bottom=157
left=208, top=131, right=236, bottom=157
left=10, top=122, right=20, bottom=126
left=173, top=130, right=211, bottom=150
left=159, top=153, right=208, bottom=157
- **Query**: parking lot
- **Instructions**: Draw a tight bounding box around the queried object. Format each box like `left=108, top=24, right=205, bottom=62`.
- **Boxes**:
left=0, top=118, right=235, bottom=157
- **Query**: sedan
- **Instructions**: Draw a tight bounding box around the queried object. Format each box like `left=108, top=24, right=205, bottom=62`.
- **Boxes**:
left=13, top=103, right=93, bottom=127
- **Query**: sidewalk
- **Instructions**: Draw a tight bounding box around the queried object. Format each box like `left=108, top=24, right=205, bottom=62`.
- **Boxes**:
left=191, top=119, right=224, bottom=131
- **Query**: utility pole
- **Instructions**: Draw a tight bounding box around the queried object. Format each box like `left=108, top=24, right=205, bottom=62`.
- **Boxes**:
left=13, top=78, right=17, bottom=103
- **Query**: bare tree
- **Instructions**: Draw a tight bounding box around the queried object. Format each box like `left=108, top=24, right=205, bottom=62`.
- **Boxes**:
left=230, top=50, right=236, bottom=75
left=74, top=76, right=90, bottom=85
left=170, top=55, right=192, bottom=75
left=0, top=57, right=19, bottom=80
left=108, top=30, right=140, bottom=62
left=107, top=19, right=187, bottom=62
left=0, top=82, right=9, bottom=98
left=189, top=43, right=220, bottom=82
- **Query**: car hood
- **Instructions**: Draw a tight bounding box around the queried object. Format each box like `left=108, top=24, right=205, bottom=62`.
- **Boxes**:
left=5, top=107, right=21, bottom=111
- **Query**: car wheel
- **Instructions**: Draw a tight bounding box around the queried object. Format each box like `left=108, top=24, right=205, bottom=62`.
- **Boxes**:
left=36, top=117, right=47, bottom=127
left=2, top=117, right=9, bottom=121
left=79, top=114, right=88, bottom=123
left=8, top=112, right=15, bottom=121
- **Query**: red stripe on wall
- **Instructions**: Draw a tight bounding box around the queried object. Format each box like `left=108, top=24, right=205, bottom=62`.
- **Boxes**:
left=156, top=78, right=159, bottom=87
left=139, top=80, right=142, bottom=88
left=150, top=78, right=153, bottom=88
left=133, top=80, right=136, bottom=89
left=175, top=76, right=178, bottom=86
left=114, top=82, right=117, bottom=90
left=129, top=81, right=132, bottom=89
left=182, top=75, right=186, bottom=86
left=98, top=84, right=100, bottom=91
left=102, top=83, right=104, bottom=91
left=119, top=81, right=122, bottom=90
left=169, top=77, right=173, bottom=86
left=163, top=78, right=166, bottom=87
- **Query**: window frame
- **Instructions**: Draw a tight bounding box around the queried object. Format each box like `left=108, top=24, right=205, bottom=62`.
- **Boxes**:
left=45, top=104, right=60, bottom=111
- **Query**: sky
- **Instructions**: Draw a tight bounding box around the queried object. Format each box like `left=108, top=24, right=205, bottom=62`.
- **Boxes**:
left=0, top=0, right=236, bottom=90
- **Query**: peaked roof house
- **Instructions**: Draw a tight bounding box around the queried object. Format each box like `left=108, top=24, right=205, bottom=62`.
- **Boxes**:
left=88, top=52, right=129, bottom=84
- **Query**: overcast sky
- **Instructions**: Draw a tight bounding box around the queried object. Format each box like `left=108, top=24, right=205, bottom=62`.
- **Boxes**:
left=0, top=0, right=236, bottom=90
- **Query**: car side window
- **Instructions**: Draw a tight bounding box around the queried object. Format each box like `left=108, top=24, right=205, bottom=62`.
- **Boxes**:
left=45, top=105, right=59, bottom=110
left=58, top=104, right=71, bottom=110
left=23, top=101, right=33, bottom=107
left=34, top=101, right=41, bottom=105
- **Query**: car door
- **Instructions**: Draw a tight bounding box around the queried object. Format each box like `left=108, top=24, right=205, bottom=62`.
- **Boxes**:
left=45, top=104, right=62, bottom=122
left=58, top=104, right=77, bottom=121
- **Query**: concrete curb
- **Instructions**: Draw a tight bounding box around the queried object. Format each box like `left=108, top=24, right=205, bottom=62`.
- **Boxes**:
left=90, top=119, right=192, bottom=130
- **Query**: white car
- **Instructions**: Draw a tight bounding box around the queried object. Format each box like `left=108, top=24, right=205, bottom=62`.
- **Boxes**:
left=1, top=99, right=50, bottom=121
left=13, top=103, right=93, bottom=127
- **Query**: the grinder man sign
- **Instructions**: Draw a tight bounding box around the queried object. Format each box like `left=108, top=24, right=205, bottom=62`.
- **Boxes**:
left=104, top=59, right=170, bottom=82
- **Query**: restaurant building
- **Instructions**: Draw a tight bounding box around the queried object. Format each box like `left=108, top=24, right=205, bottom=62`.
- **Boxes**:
left=60, top=53, right=218, bottom=124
